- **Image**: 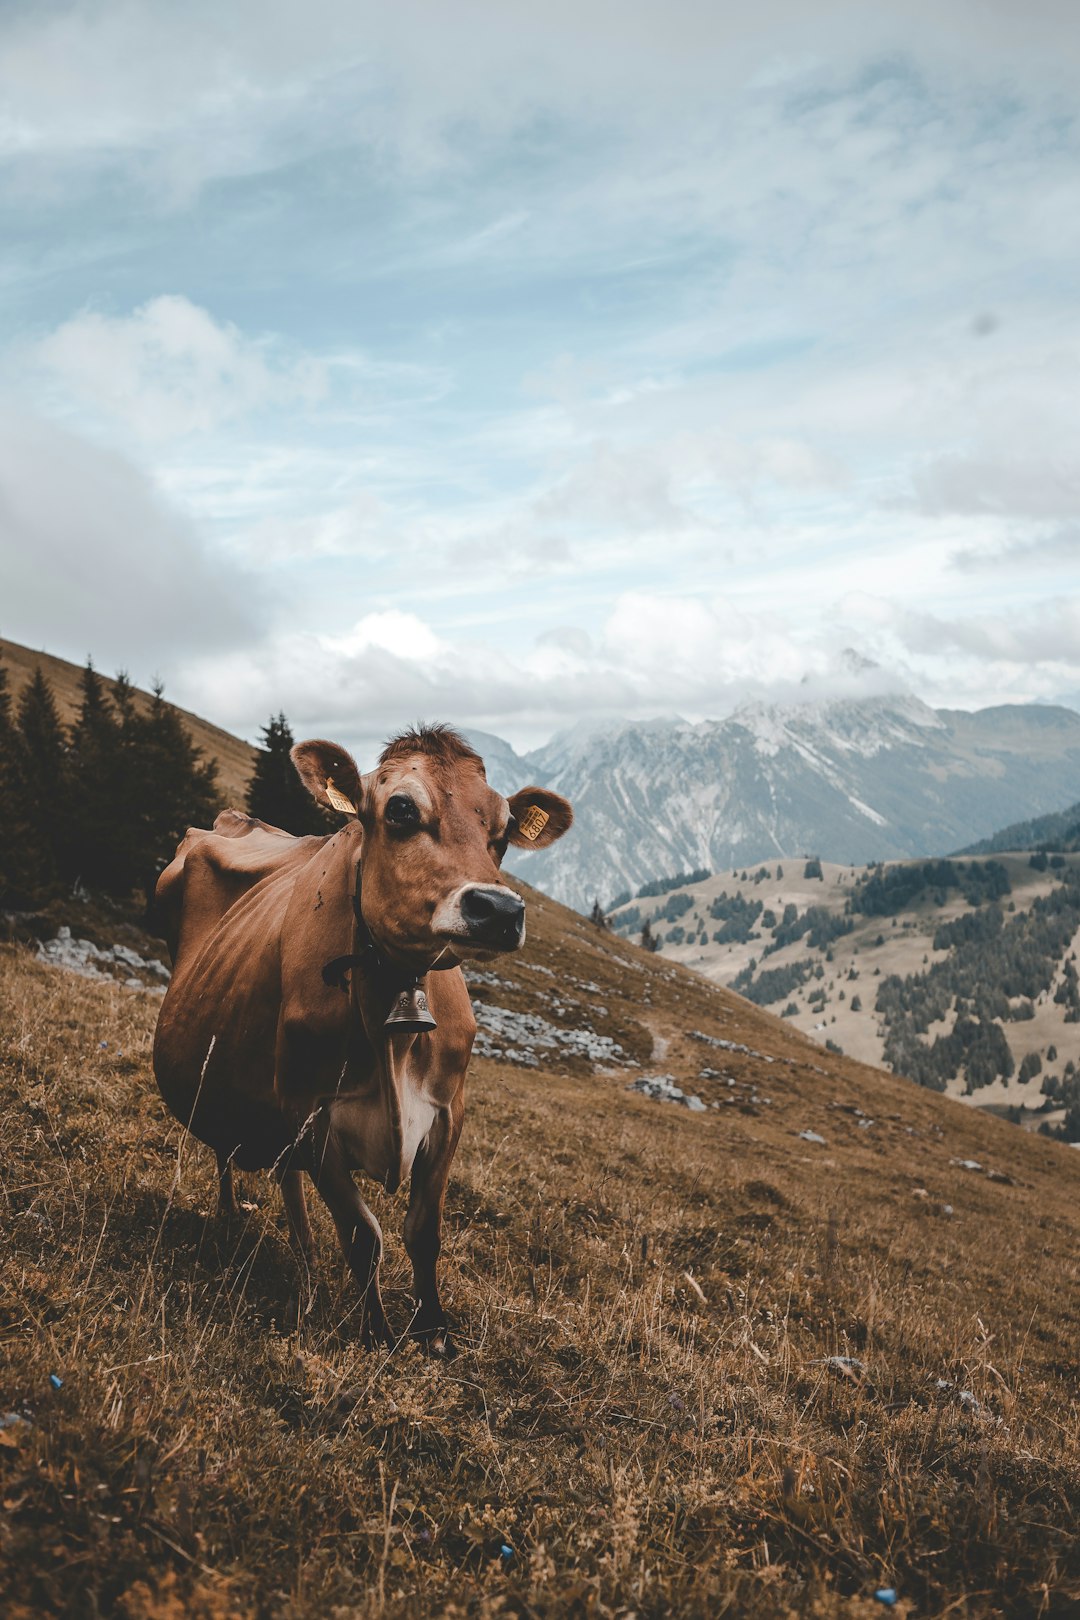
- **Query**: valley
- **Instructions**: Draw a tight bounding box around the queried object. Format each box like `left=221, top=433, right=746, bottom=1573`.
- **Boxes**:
left=610, top=853, right=1080, bottom=1136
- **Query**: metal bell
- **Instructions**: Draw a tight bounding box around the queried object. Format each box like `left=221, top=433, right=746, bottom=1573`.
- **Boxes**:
left=384, top=980, right=437, bottom=1034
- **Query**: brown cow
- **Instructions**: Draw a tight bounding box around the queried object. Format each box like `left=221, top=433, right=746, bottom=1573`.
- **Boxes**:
left=152, top=725, right=572, bottom=1354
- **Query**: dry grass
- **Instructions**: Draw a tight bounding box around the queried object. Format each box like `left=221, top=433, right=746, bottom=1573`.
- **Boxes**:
left=2, top=888, right=1080, bottom=1618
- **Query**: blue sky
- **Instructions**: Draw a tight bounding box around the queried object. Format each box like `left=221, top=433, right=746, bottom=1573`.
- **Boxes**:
left=2, top=0, right=1079, bottom=757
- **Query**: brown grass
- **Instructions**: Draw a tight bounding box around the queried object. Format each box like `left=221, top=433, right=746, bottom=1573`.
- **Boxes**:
left=2, top=886, right=1079, bottom=1618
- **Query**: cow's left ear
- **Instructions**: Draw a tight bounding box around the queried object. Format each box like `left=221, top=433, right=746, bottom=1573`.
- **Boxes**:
left=291, top=739, right=365, bottom=817
left=507, top=786, right=573, bottom=848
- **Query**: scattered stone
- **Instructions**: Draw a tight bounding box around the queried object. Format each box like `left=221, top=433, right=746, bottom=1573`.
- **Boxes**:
left=912, top=1188, right=929, bottom=1200
left=474, top=1003, right=629, bottom=1068
left=628, top=1074, right=707, bottom=1112
left=950, top=1159, right=982, bottom=1172
left=933, top=1379, right=999, bottom=1422
left=797, top=1130, right=827, bottom=1145
left=37, top=927, right=169, bottom=992
left=689, top=1030, right=775, bottom=1063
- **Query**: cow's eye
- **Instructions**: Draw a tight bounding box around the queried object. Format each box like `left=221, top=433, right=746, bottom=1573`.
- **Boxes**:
left=385, top=793, right=421, bottom=829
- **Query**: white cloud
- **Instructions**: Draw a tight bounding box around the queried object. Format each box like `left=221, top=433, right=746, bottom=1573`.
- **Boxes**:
left=172, top=591, right=885, bottom=757
left=28, top=295, right=325, bottom=440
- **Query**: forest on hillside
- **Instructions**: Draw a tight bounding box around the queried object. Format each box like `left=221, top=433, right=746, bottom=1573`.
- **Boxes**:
left=0, top=657, right=323, bottom=917
left=608, top=852, right=1080, bottom=1143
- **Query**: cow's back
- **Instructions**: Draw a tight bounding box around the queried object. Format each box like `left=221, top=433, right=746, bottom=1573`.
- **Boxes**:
left=156, top=809, right=319, bottom=967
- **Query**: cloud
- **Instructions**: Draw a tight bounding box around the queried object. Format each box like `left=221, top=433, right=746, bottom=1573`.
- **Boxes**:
left=914, top=454, right=1080, bottom=521
left=838, top=591, right=1080, bottom=670
left=0, top=411, right=264, bottom=671
left=171, top=591, right=901, bottom=758
left=28, top=295, right=325, bottom=440
left=951, top=529, right=1080, bottom=571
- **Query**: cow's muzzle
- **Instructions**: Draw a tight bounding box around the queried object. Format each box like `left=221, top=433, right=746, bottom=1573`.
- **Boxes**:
left=434, top=883, right=526, bottom=952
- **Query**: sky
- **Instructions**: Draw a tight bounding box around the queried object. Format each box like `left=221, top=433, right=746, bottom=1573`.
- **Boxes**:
left=1, top=0, right=1079, bottom=759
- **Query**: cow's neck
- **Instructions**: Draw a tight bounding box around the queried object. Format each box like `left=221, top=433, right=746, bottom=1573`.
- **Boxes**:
left=338, top=855, right=441, bottom=1191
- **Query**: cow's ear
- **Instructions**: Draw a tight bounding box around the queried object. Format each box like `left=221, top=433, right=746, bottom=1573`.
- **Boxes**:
left=507, top=786, right=573, bottom=848
left=291, top=739, right=365, bottom=817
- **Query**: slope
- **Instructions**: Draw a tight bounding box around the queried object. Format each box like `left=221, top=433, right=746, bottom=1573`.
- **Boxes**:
left=610, top=854, right=1080, bottom=1135
left=0, top=636, right=256, bottom=806
left=2, top=872, right=1079, bottom=1617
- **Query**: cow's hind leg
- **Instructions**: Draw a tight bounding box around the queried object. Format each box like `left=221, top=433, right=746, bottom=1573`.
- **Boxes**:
left=216, top=1150, right=240, bottom=1217
left=404, top=1096, right=464, bottom=1358
left=309, top=1141, right=392, bottom=1350
left=276, top=1166, right=317, bottom=1312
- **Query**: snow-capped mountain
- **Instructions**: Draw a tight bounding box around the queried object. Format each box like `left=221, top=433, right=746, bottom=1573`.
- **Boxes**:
left=473, top=695, right=1080, bottom=911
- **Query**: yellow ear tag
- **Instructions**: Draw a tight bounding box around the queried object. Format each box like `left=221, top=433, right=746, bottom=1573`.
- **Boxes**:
left=325, top=776, right=357, bottom=815
left=518, top=804, right=550, bottom=842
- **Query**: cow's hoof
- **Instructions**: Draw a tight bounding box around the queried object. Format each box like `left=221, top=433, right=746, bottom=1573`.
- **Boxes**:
left=360, top=1319, right=394, bottom=1353
left=415, top=1327, right=457, bottom=1361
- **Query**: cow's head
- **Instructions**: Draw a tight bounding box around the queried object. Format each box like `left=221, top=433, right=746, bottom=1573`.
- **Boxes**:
left=292, top=725, right=572, bottom=969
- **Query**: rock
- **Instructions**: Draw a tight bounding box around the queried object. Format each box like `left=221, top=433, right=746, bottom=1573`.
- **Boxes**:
left=627, top=1075, right=710, bottom=1112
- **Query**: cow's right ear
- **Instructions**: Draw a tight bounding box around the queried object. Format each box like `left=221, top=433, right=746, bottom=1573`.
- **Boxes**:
left=291, top=739, right=365, bottom=817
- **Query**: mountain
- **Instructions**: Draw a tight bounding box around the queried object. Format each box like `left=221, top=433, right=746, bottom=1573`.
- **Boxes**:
left=494, top=695, right=1080, bottom=910
left=609, top=850, right=1080, bottom=1140
left=0, top=637, right=256, bottom=805
left=5, top=847, right=1080, bottom=1614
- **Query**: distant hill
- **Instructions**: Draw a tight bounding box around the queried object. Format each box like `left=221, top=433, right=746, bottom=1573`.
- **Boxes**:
left=481, top=694, right=1080, bottom=911
left=960, top=799, right=1080, bottom=855
left=0, top=637, right=256, bottom=806
left=610, top=851, right=1080, bottom=1139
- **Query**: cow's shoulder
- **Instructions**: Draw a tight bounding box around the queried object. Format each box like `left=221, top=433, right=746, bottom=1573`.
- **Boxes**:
left=157, top=815, right=328, bottom=965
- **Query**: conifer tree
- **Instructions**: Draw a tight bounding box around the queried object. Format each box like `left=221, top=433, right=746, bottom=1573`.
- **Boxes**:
left=590, top=898, right=608, bottom=930
left=246, top=713, right=329, bottom=834
left=131, top=680, right=219, bottom=894
left=0, top=657, right=39, bottom=905
left=67, top=661, right=125, bottom=891
left=14, top=667, right=69, bottom=896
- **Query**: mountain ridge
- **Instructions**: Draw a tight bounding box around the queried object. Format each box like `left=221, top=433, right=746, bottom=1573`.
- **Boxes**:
left=486, top=696, right=1080, bottom=910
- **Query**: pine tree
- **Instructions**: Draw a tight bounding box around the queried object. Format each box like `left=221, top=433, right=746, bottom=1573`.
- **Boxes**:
left=590, top=898, right=608, bottom=930
left=14, top=667, right=70, bottom=896
left=0, top=657, right=40, bottom=906
left=246, top=713, right=329, bottom=835
left=641, top=919, right=660, bottom=953
left=67, top=661, right=125, bottom=891
left=131, top=680, right=219, bottom=897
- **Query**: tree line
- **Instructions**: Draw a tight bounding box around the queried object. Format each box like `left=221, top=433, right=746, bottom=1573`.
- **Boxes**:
left=0, top=656, right=328, bottom=914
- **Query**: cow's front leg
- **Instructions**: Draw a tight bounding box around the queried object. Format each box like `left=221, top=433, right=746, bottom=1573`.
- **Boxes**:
left=216, top=1149, right=240, bottom=1217
left=275, top=1165, right=317, bottom=1314
left=404, top=1095, right=464, bottom=1358
left=309, top=1136, right=392, bottom=1350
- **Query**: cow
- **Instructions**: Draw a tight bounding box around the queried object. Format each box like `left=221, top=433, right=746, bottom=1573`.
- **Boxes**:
left=152, top=725, right=572, bottom=1355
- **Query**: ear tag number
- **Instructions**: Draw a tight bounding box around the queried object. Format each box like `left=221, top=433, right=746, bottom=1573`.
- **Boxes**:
left=325, top=776, right=357, bottom=815
left=518, top=805, right=550, bottom=842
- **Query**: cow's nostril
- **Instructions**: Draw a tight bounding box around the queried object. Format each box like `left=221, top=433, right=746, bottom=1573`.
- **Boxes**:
left=460, top=886, right=525, bottom=942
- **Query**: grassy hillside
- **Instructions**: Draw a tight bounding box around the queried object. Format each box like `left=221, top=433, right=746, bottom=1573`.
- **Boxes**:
left=611, top=856, right=1080, bottom=1134
left=2, top=880, right=1079, bottom=1617
left=0, top=637, right=256, bottom=807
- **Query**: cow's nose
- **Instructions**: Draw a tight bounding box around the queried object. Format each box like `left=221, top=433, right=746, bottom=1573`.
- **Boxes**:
left=459, top=885, right=525, bottom=948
